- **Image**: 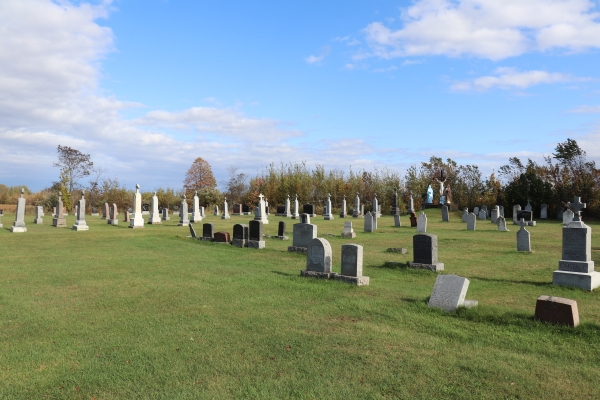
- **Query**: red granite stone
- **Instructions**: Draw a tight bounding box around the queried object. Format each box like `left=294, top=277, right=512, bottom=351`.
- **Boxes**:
left=535, top=295, right=579, bottom=327
left=214, top=231, right=230, bottom=243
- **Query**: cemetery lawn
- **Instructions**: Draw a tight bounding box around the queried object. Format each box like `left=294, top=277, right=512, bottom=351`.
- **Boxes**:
left=2, top=211, right=600, bottom=399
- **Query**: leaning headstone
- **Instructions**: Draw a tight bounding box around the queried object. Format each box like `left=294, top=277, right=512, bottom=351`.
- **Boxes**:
left=516, top=219, right=531, bottom=252
left=535, top=296, right=579, bottom=327
left=274, top=221, right=288, bottom=240
left=214, top=231, right=230, bottom=243
left=148, top=192, right=162, bottom=224
left=477, top=209, right=486, bottom=220
left=553, top=197, right=600, bottom=290
left=288, top=217, right=317, bottom=253
left=563, top=209, right=574, bottom=225
left=428, top=275, right=477, bottom=312
left=10, top=188, right=27, bottom=232
left=232, top=224, right=249, bottom=248
left=490, top=206, right=499, bottom=224
left=52, top=194, right=67, bottom=227
left=409, top=212, right=417, bottom=227
left=178, top=195, right=190, bottom=226
left=108, top=203, right=119, bottom=225
left=221, top=198, right=231, bottom=220
left=461, top=207, right=468, bottom=222
left=339, top=195, right=347, bottom=218
left=364, top=211, right=373, bottom=233
left=409, top=233, right=444, bottom=271
left=162, top=208, right=170, bottom=221
left=394, top=214, right=401, bottom=227
left=248, top=220, right=265, bottom=249
left=341, top=221, right=356, bottom=238
left=301, top=238, right=334, bottom=279
left=129, top=184, right=145, bottom=229
left=335, top=244, right=369, bottom=286
left=466, top=213, right=476, bottom=231
left=191, top=192, right=203, bottom=222
left=34, top=206, right=44, bottom=224
left=188, top=223, right=197, bottom=239
left=416, top=212, right=427, bottom=233
left=441, top=205, right=449, bottom=222
left=324, top=193, right=334, bottom=220
left=497, top=216, right=509, bottom=231
left=72, top=194, right=89, bottom=231
left=199, top=223, right=214, bottom=241
left=540, top=204, right=548, bottom=219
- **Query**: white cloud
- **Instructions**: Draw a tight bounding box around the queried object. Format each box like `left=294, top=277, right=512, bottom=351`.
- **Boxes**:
left=304, top=45, right=331, bottom=65
left=567, top=105, right=600, bottom=113
left=361, top=0, right=600, bottom=61
left=450, top=67, right=589, bottom=91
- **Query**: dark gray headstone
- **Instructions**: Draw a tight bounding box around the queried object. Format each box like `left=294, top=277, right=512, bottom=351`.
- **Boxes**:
left=249, top=220, right=263, bottom=241
left=202, top=223, right=214, bottom=238
left=233, top=224, right=249, bottom=240
left=303, top=204, right=314, bottom=214
left=242, top=204, right=250, bottom=213
left=276, top=205, right=286, bottom=214
left=414, top=234, right=438, bottom=264
left=278, top=221, right=286, bottom=237
left=517, top=210, right=532, bottom=221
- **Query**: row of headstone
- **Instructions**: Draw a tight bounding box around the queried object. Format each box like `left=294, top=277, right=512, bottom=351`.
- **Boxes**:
left=300, top=237, right=369, bottom=286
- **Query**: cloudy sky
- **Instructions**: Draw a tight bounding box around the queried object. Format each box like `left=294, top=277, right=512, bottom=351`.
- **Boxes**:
left=2, top=0, right=600, bottom=191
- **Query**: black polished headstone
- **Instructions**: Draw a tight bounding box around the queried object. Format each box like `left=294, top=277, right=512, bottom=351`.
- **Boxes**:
left=517, top=210, right=533, bottom=221
left=303, top=204, right=314, bottom=214
left=202, top=223, right=214, bottom=238
left=233, top=223, right=249, bottom=240
left=242, top=204, right=250, bottom=213
left=249, top=220, right=263, bottom=241
left=278, top=221, right=286, bottom=237
left=413, top=234, right=438, bottom=264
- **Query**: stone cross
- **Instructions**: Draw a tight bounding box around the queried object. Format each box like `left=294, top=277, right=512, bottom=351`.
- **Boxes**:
left=567, top=196, right=586, bottom=221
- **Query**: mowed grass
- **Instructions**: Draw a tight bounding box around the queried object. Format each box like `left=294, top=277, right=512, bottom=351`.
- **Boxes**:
left=1, top=209, right=600, bottom=399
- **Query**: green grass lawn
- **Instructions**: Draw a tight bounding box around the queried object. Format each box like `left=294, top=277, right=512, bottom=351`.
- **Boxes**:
left=1, top=209, right=600, bottom=399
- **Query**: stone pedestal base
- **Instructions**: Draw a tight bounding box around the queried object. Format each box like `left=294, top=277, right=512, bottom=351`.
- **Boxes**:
left=288, top=246, right=307, bottom=254
left=108, top=219, right=118, bottom=225
left=198, top=237, right=213, bottom=242
left=514, top=221, right=536, bottom=226
left=162, top=217, right=171, bottom=221
left=91, top=213, right=99, bottom=216
left=10, top=226, right=27, bottom=232
left=72, top=224, right=89, bottom=231
left=339, top=213, right=347, bottom=218
left=387, top=248, right=408, bottom=254
left=248, top=240, right=265, bottom=249
left=34, top=218, right=43, bottom=224
left=221, top=216, right=231, bottom=220
left=52, top=218, right=67, bottom=227
left=300, top=270, right=335, bottom=279
left=341, top=232, right=356, bottom=238
left=408, top=262, right=444, bottom=272
left=394, top=215, right=401, bottom=227
left=324, top=215, right=334, bottom=220
left=231, top=238, right=247, bottom=248
left=334, top=275, right=370, bottom=286
left=552, top=270, right=600, bottom=291
left=274, top=235, right=288, bottom=240
left=178, top=221, right=190, bottom=226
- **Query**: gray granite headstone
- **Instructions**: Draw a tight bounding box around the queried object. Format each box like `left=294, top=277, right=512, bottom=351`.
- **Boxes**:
left=428, top=275, right=477, bottom=312
left=490, top=206, right=499, bottom=224
left=341, top=221, right=356, bottom=238
left=178, top=195, right=190, bottom=226
left=473, top=206, right=479, bottom=216
left=162, top=208, right=170, bottom=221
left=364, top=211, right=373, bottom=233
left=289, top=221, right=317, bottom=252
left=466, top=212, right=476, bottom=231
left=416, top=212, right=427, bottom=233
left=335, top=244, right=369, bottom=286
left=10, top=188, right=27, bottom=232
left=478, top=209, right=486, bottom=220
left=461, top=207, right=468, bottom=222
left=409, top=233, right=444, bottom=271
left=525, top=200, right=532, bottom=212
left=232, top=223, right=249, bottom=248
left=563, top=209, right=574, bottom=225
left=72, top=195, right=89, bottom=231
left=301, top=237, right=333, bottom=278
left=497, top=216, right=509, bottom=231
left=441, top=205, right=449, bottom=222
left=516, top=220, right=531, bottom=252
left=394, top=214, right=401, bottom=227
left=189, top=223, right=197, bottom=239
left=540, top=204, right=547, bottom=219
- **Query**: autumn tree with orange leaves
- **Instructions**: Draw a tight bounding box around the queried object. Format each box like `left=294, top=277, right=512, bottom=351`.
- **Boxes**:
left=183, top=157, right=217, bottom=197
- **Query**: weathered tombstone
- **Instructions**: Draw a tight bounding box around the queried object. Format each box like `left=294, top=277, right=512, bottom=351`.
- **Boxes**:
left=407, top=194, right=414, bottom=214
left=409, top=212, right=417, bottom=227
left=275, top=221, right=288, bottom=240
left=394, top=214, right=401, bottom=227
left=517, top=210, right=536, bottom=226
left=221, top=198, right=231, bottom=220
left=129, top=184, right=145, bottom=229
left=340, top=195, right=347, bottom=218
left=372, top=194, right=380, bottom=217
left=232, top=204, right=242, bottom=216
left=535, top=296, right=579, bottom=327
left=232, top=224, right=249, bottom=248
left=191, top=192, right=203, bottom=222
left=553, top=197, right=600, bottom=290
left=335, top=244, right=369, bottom=286
left=162, top=208, right=170, bottom=221
left=416, top=212, right=427, bottom=233
left=352, top=193, right=361, bottom=218
left=481, top=205, right=488, bottom=216
left=102, top=202, right=109, bottom=220
left=391, top=188, right=400, bottom=215
left=477, top=209, right=486, bottom=220
left=292, top=195, right=300, bottom=219
left=441, top=205, right=449, bottom=222
left=466, top=212, right=476, bottom=231
left=461, top=207, right=468, bottom=222
left=303, top=204, right=316, bottom=217
left=91, top=207, right=99, bottom=216
left=540, top=204, right=548, bottom=219
left=300, top=213, right=310, bottom=224
left=72, top=194, right=89, bottom=231
left=512, top=204, right=521, bottom=224
left=34, top=206, right=44, bottom=224
left=10, top=188, right=27, bottom=232
left=199, top=223, right=214, bottom=241
left=214, top=231, right=230, bottom=243
left=563, top=209, right=574, bottom=225
left=497, top=216, right=509, bottom=231
left=288, top=217, right=317, bottom=253
left=148, top=192, right=162, bottom=224
left=428, top=275, right=477, bottom=312
left=525, top=200, right=532, bottom=212
left=188, top=223, right=197, bottom=239
left=124, top=211, right=130, bottom=223
left=409, top=233, right=444, bottom=271
left=473, top=206, right=479, bottom=216
left=52, top=193, right=67, bottom=227
left=248, top=220, right=265, bottom=249
left=324, top=193, right=334, bottom=220
left=300, top=238, right=334, bottom=278
left=254, top=194, right=269, bottom=224
left=213, top=205, right=219, bottom=216
left=364, top=211, right=373, bottom=233
left=490, top=206, right=499, bottom=224
left=499, top=206, right=504, bottom=218
left=516, top=219, right=531, bottom=252
left=361, top=204, right=365, bottom=217
left=284, top=195, right=292, bottom=217
left=108, top=203, right=119, bottom=225
left=341, top=221, right=356, bottom=238
left=178, top=195, right=190, bottom=226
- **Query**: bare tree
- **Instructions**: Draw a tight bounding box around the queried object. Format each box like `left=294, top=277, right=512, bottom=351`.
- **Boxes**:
left=224, top=166, right=248, bottom=204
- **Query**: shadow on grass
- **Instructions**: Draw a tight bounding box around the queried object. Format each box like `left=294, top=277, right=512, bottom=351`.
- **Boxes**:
left=472, top=276, right=551, bottom=287
left=271, top=271, right=296, bottom=277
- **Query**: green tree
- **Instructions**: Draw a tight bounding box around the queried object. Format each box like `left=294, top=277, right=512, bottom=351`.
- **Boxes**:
left=183, top=158, right=217, bottom=197
left=53, top=145, right=94, bottom=194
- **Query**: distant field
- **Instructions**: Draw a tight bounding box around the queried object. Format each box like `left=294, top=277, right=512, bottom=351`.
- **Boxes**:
left=1, top=209, right=599, bottom=399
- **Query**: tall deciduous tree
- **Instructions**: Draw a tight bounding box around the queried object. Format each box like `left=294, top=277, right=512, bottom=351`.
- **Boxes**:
left=183, top=157, right=217, bottom=196
left=53, top=145, right=94, bottom=194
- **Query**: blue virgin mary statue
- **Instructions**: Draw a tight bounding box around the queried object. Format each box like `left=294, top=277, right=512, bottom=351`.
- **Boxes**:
left=426, top=185, right=434, bottom=204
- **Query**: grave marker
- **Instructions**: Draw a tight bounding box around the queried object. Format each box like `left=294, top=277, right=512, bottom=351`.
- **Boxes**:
left=148, top=192, right=162, bottom=224
left=416, top=212, right=427, bottom=233
left=232, top=224, right=249, bottom=248
left=52, top=193, right=67, bottom=227
left=199, top=223, right=215, bottom=241
left=191, top=192, right=203, bottom=222
left=441, top=205, right=449, bottom=222
left=409, top=233, right=444, bottom=271
left=516, top=219, right=531, bottom=252
left=275, top=221, right=288, bottom=240
left=335, top=244, right=369, bottom=286
left=178, top=195, right=190, bottom=226
left=301, top=238, right=334, bottom=279
left=324, top=193, right=334, bottom=220
left=341, top=221, right=356, bottom=238
left=129, top=184, right=145, bottom=228
left=72, top=194, right=89, bottom=231
left=466, top=212, right=476, bottom=231
left=108, top=203, right=119, bottom=225
left=10, top=188, right=27, bottom=232
left=364, top=211, right=373, bottom=233
left=248, top=220, right=265, bottom=249
left=221, top=197, right=231, bottom=220
left=534, top=296, right=579, bottom=327
left=428, top=275, right=478, bottom=312
left=34, top=206, right=44, bottom=224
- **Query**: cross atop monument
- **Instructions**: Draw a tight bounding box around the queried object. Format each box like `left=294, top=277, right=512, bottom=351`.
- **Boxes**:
left=568, top=196, right=586, bottom=221
left=258, top=193, right=264, bottom=203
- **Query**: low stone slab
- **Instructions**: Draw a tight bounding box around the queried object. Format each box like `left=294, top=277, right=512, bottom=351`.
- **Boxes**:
left=231, top=238, right=247, bottom=248
left=334, top=275, right=370, bottom=286
left=534, top=295, right=579, bottom=327
left=214, top=232, right=230, bottom=243
left=408, top=262, right=444, bottom=272
left=552, top=270, right=600, bottom=291
left=300, top=270, right=335, bottom=279
left=387, top=248, right=408, bottom=254
left=287, top=246, right=307, bottom=254
left=248, top=240, right=265, bottom=249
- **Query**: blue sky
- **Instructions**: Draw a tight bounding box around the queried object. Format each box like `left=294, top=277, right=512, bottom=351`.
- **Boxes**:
left=2, top=0, right=600, bottom=191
